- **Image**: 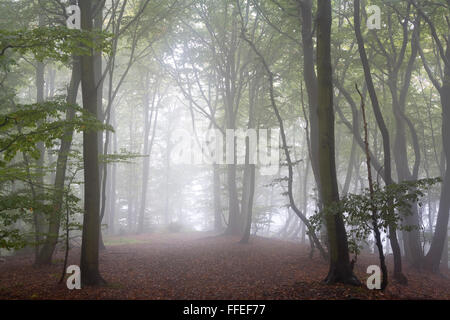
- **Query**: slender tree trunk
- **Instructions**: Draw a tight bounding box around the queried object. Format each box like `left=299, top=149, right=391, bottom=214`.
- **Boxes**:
left=138, top=75, right=159, bottom=233
left=213, top=164, right=223, bottom=231
left=342, top=137, right=356, bottom=195
left=108, top=111, right=118, bottom=235
left=224, top=111, right=240, bottom=235
left=240, top=78, right=257, bottom=243
left=240, top=161, right=255, bottom=244
left=442, top=232, right=449, bottom=270
left=354, top=0, right=407, bottom=283
left=357, top=85, right=388, bottom=290
left=93, top=0, right=106, bottom=252
left=36, top=57, right=81, bottom=265
left=301, top=157, right=310, bottom=244
left=297, top=0, right=321, bottom=198
left=334, top=83, right=385, bottom=179
left=239, top=16, right=328, bottom=260
left=240, top=159, right=251, bottom=234
left=163, top=119, right=172, bottom=226
left=32, top=11, right=47, bottom=264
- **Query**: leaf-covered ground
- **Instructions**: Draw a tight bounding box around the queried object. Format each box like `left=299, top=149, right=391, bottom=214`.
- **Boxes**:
left=0, top=232, right=449, bottom=300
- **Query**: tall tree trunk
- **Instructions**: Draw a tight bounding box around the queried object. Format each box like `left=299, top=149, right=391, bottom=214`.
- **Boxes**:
left=240, top=161, right=255, bottom=244
left=240, top=159, right=251, bottom=234
left=93, top=0, right=106, bottom=251
left=357, top=85, right=388, bottom=290
left=411, top=2, right=450, bottom=272
left=32, top=10, right=47, bottom=264
left=239, top=9, right=328, bottom=259
left=424, top=45, right=450, bottom=271
left=391, top=86, right=423, bottom=267
left=381, top=5, right=423, bottom=267
left=163, top=119, right=172, bottom=226
left=213, top=164, right=223, bottom=231
left=36, top=57, right=81, bottom=265
left=317, top=0, right=359, bottom=285
left=108, top=111, right=118, bottom=235
left=224, top=111, right=240, bottom=235
left=354, top=0, right=407, bottom=283
left=240, top=74, right=257, bottom=243
left=301, top=157, right=310, bottom=244
left=79, top=0, right=105, bottom=286
left=342, top=137, right=356, bottom=195
left=138, top=77, right=152, bottom=233
left=297, top=0, right=321, bottom=197
left=138, top=74, right=159, bottom=233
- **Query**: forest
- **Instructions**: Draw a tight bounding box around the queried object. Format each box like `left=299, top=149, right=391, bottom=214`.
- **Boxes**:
left=0, top=0, right=449, bottom=302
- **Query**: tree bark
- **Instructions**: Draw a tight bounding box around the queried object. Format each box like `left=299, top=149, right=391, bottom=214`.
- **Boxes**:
left=354, top=0, right=407, bottom=283
left=138, top=73, right=159, bottom=233
left=240, top=72, right=257, bottom=243
left=296, top=0, right=322, bottom=205
left=412, top=3, right=450, bottom=271
left=213, top=164, right=223, bottom=231
left=108, top=110, right=118, bottom=235
left=31, top=10, right=47, bottom=264
left=424, top=47, right=450, bottom=271
left=317, top=0, right=359, bottom=285
left=79, top=0, right=105, bottom=286
left=357, top=85, right=388, bottom=290
left=36, top=57, right=81, bottom=265
left=238, top=6, right=327, bottom=259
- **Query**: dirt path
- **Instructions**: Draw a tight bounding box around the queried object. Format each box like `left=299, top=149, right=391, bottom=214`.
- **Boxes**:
left=0, top=232, right=449, bottom=299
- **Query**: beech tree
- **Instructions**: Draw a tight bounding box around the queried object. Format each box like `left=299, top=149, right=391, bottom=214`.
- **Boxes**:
left=79, top=0, right=105, bottom=286
left=316, top=0, right=359, bottom=285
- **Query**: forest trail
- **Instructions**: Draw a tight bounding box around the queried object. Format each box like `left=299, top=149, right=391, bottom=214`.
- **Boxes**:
left=0, top=232, right=449, bottom=300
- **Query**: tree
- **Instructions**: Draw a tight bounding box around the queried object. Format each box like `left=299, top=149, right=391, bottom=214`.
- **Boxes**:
left=297, top=0, right=321, bottom=201
left=366, top=2, right=423, bottom=266
left=237, top=0, right=327, bottom=259
left=35, top=56, right=81, bottom=265
left=353, top=0, right=407, bottom=283
left=79, top=0, right=105, bottom=286
left=137, top=69, right=160, bottom=233
left=316, top=0, right=359, bottom=285
left=357, top=84, right=388, bottom=290
left=411, top=0, right=450, bottom=272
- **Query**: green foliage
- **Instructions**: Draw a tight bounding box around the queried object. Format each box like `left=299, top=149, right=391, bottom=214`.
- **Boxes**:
left=0, top=24, right=113, bottom=251
left=0, top=191, right=31, bottom=250
left=0, top=165, right=84, bottom=251
left=309, top=178, right=442, bottom=255
left=0, top=229, right=26, bottom=251
left=0, top=98, right=113, bottom=167
left=99, top=149, right=144, bottom=165
left=0, top=26, right=112, bottom=62
left=0, top=103, right=95, bottom=251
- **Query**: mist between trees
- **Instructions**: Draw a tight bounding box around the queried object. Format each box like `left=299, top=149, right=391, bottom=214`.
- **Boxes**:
left=0, top=0, right=449, bottom=298
left=170, top=128, right=279, bottom=172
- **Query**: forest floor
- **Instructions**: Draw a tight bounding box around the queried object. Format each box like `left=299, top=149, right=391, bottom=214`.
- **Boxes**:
left=0, top=231, right=449, bottom=300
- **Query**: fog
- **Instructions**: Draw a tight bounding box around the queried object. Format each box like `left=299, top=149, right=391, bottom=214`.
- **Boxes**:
left=0, top=0, right=449, bottom=302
